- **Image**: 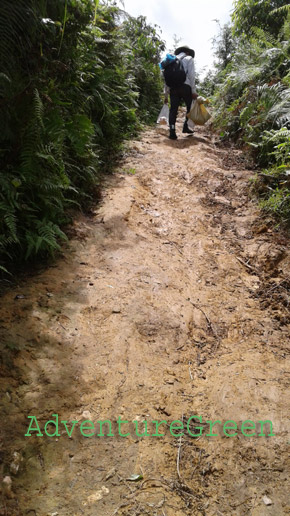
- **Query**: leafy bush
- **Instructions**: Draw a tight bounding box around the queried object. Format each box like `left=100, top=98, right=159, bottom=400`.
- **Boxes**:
left=0, top=0, right=164, bottom=272
left=121, top=15, right=165, bottom=123
left=232, top=0, right=290, bottom=37
left=260, top=186, right=290, bottom=222
left=253, top=128, right=290, bottom=166
left=203, top=5, right=290, bottom=223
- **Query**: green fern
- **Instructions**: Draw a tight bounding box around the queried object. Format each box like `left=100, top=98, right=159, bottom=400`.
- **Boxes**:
left=0, top=265, right=11, bottom=275
left=0, top=0, right=164, bottom=270
left=251, top=27, right=278, bottom=48
left=271, top=4, right=290, bottom=15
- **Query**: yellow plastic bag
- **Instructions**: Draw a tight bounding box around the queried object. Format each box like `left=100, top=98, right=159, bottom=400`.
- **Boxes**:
left=188, top=97, right=211, bottom=125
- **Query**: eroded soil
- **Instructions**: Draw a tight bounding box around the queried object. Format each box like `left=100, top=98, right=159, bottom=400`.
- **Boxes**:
left=0, top=119, right=289, bottom=516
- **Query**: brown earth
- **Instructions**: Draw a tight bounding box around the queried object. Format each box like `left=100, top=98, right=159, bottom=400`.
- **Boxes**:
left=0, top=118, right=289, bottom=516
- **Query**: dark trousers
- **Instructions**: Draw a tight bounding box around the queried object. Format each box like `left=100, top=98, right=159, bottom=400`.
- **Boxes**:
left=169, top=84, right=192, bottom=126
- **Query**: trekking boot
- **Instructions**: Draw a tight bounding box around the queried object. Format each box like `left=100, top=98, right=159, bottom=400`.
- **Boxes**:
left=169, top=125, right=177, bottom=140
left=182, top=120, right=194, bottom=134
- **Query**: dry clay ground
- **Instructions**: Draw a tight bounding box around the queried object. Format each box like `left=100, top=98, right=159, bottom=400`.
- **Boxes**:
left=0, top=117, right=289, bottom=516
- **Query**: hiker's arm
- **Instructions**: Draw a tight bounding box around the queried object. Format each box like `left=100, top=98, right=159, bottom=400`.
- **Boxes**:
left=187, top=58, right=198, bottom=99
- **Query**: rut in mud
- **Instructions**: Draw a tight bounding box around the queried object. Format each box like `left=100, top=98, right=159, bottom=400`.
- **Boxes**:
left=0, top=118, right=289, bottom=516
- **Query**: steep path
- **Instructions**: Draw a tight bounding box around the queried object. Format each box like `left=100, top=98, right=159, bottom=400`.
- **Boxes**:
left=0, top=121, right=289, bottom=516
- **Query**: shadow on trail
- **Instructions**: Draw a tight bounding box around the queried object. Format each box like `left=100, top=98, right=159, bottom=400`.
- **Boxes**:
left=0, top=206, right=138, bottom=514
left=160, top=134, right=212, bottom=148
left=0, top=311, right=84, bottom=514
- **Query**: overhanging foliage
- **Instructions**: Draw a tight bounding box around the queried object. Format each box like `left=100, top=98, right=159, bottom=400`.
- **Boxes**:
left=201, top=3, right=290, bottom=224
left=0, top=0, right=164, bottom=272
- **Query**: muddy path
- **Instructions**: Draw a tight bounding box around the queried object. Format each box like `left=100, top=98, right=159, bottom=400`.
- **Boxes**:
left=0, top=118, right=289, bottom=516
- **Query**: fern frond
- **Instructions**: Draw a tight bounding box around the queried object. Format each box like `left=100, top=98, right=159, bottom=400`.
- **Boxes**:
left=4, top=213, right=18, bottom=242
left=0, top=264, right=11, bottom=275
left=33, top=89, right=44, bottom=129
left=251, top=27, right=277, bottom=48
left=271, top=4, right=290, bottom=15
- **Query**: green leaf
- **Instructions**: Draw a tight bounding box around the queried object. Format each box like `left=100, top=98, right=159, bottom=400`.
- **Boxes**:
left=11, top=178, right=21, bottom=188
left=0, top=265, right=11, bottom=275
left=126, top=474, right=143, bottom=482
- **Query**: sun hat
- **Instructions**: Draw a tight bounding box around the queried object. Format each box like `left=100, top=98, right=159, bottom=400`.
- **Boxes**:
left=175, top=45, right=195, bottom=58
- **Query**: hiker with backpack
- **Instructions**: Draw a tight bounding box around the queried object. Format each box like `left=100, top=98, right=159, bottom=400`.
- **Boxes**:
left=161, top=45, right=198, bottom=140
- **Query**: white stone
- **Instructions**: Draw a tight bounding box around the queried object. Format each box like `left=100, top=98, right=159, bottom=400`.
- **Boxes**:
left=263, top=496, right=273, bottom=506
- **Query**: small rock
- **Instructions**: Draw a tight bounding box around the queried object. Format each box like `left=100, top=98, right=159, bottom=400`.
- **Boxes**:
left=166, top=369, right=176, bottom=377
left=112, top=308, right=121, bottom=314
left=10, top=463, right=19, bottom=475
left=236, top=227, right=248, bottom=238
left=10, top=452, right=22, bottom=475
left=81, top=410, right=92, bottom=420
left=2, top=476, right=13, bottom=498
left=87, top=486, right=110, bottom=503
left=214, top=195, right=231, bottom=206
left=256, top=224, right=268, bottom=234
left=263, top=496, right=273, bottom=506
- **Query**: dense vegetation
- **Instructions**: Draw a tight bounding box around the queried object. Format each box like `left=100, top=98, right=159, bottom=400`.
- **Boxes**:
left=202, top=0, right=290, bottom=224
left=0, top=0, right=164, bottom=274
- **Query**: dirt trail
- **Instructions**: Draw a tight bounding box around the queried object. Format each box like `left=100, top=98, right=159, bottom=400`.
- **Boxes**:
left=0, top=118, right=289, bottom=516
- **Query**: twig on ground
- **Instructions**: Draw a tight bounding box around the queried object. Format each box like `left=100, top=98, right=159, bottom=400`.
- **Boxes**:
left=112, top=502, right=131, bottom=515
left=191, top=449, right=202, bottom=476
left=248, top=495, right=258, bottom=515
left=163, top=241, right=183, bottom=255
left=188, top=299, right=216, bottom=336
left=147, top=493, right=166, bottom=510
left=140, top=478, right=168, bottom=490
left=236, top=256, right=256, bottom=272
left=231, top=497, right=252, bottom=509
left=188, top=361, right=194, bottom=381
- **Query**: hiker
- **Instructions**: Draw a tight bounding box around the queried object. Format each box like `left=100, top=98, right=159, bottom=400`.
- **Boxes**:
left=163, top=45, right=198, bottom=140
